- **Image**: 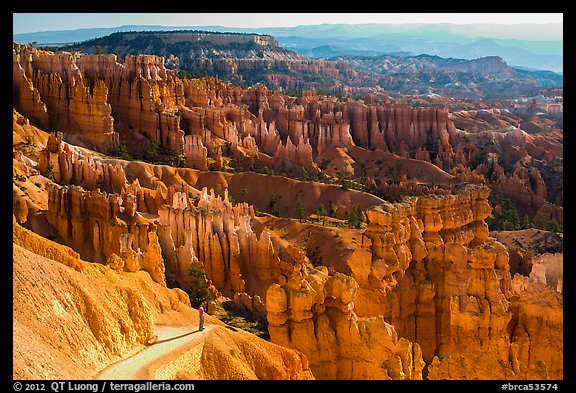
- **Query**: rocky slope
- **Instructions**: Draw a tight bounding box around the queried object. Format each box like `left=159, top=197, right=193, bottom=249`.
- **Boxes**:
left=60, top=30, right=357, bottom=92
left=13, top=218, right=314, bottom=380
left=336, top=54, right=561, bottom=99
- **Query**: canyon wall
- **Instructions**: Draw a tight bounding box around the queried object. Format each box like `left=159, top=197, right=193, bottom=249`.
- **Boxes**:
left=37, top=130, right=283, bottom=311
left=13, top=43, right=119, bottom=151
left=14, top=43, right=561, bottom=224
left=13, top=44, right=460, bottom=173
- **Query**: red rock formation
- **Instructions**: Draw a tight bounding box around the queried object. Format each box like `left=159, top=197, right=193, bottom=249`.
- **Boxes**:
left=12, top=44, right=562, bottom=195
left=44, top=183, right=165, bottom=285
left=488, top=160, right=562, bottom=225
left=266, top=266, right=425, bottom=379
left=312, top=109, right=355, bottom=155
left=15, top=45, right=561, bottom=223
left=183, top=134, right=208, bottom=170
left=157, top=187, right=283, bottom=304
left=415, top=147, right=431, bottom=162
left=245, top=119, right=280, bottom=156
left=361, top=188, right=513, bottom=366
left=38, top=132, right=127, bottom=194
left=425, top=273, right=562, bottom=379
left=508, top=275, right=563, bottom=378
left=372, top=186, right=560, bottom=379
left=213, top=146, right=224, bottom=170
left=13, top=43, right=118, bottom=151
left=265, top=185, right=562, bottom=379
left=12, top=44, right=49, bottom=128
left=188, top=58, right=357, bottom=93
left=94, top=54, right=185, bottom=154
left=179, top=107, right=207, bottom=138
left=273, top=135, right=315, bottom=171
left=14, top=43, right=563, bottom=381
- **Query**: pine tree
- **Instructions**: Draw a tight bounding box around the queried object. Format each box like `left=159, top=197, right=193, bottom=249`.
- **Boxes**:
left=187, top=264, right=214, bottom=308
left=348, top=205, right=364, bottom=229
left=301, top=166, right=310, bottom=181
left=294, top=198, right=307, bottom=222
left=522, top=214, right=531, bottom=230
left=44, top=161, right=55, bottom=182
left=548, top=218, right=562, bottom=233
left=268, top=193, right=280, bottom=216
left=317, top=203, right=327, bottom=225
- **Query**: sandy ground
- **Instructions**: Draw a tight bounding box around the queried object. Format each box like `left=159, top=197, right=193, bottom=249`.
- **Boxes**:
left=96, top=324, right=213, bottom=380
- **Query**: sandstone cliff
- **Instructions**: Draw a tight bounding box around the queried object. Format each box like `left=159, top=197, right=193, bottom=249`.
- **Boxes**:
left=264, top=185, right=562, bottom=379
left=45, top=183, right=165, bottom=285
left=13, top=43, right=119, bottom=151
left=266, top=266, right=425, bottom=379
left=157, top=187, right=283, bottom=308
left=13, top=219, right=178, bottom=379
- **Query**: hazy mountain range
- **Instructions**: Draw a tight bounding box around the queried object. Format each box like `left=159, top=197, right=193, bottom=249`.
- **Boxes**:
left=13, top=23, right=563, bottom=73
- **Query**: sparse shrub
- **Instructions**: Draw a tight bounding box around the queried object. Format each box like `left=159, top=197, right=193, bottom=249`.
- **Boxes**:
left=166, top=273, right=177, bottom=289
left=316, top=203, right=327, bottom=225
left=144, top=139, right=159, bottom=162
left=44, top=161, right=55, bottom=182
left=111, top=144, right=132, bottom=160
left=268, top=192, right=280, bottom=216
left=547, top=218, right=562, bottom=233
left=300, top=166, right=310, bottom=181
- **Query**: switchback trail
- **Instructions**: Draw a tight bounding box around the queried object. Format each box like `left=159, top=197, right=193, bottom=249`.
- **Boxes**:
left=95, top=324, right=214, bottom=380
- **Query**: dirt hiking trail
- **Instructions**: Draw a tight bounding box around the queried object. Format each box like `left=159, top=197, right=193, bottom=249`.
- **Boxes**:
left=95, top=324, right=214, bottom=380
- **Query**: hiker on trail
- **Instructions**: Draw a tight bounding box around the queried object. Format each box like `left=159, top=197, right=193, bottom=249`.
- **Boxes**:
left=198, top=303, right=205, bottom=331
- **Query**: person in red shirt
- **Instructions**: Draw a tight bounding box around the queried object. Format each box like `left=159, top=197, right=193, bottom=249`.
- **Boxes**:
left=198, top=303, right=205, bottom=331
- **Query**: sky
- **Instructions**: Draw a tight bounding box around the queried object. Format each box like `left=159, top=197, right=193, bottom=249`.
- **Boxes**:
left=13, top=13, right=563, bottom=35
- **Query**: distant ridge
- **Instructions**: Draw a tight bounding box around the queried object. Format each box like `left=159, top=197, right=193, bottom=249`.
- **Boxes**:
left=13, top=22, right=563, bottom=73
left=46, top=29, right=561, bottom=100
left=13, top=25, right=246, bottom=45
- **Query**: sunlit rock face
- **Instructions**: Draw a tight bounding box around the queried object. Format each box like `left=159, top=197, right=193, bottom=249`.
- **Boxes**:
left=266, top=185, right=561, bottom=379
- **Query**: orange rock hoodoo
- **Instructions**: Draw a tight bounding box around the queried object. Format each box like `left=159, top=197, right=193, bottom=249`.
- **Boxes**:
left=14, top=42, right=561, bottom=221
left=13, top=44, right=118, bottom=151
left=38, top=130, right=284, bottom=307
left=157, top=187, right=284, bottom=302
left=266, top=266, right=426, bottom=379
left=12, top=43, right=465, bottom=173
left=45, top=183, right=165, bottom=283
